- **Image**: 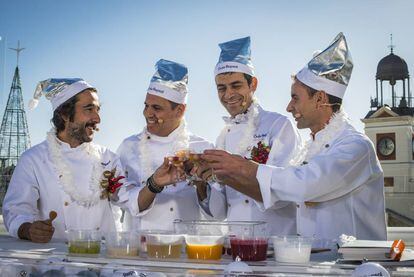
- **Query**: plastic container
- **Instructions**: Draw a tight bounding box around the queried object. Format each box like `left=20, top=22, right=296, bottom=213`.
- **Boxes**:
left=228, top=221, right=268, bottom=261
left=145, top=233, right=183, bottom=259
left=230, top=237, right=268, bottom=261
left=105, top=231, right=140, bottom=258
left=174, top=220, right=230, bottom=236
left=272, top=236, right=313, bottom=263
left=66, top=229, right=101, bottom=255
left=174, top=220, right=227, bottom=260
left=140, top=229, right=171, bottom=253
left=174, top=220, right=268, bottom=261
left=185, top=235, right=225, bottom=260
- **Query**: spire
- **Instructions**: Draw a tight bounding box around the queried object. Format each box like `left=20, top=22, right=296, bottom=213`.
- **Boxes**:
left=9, top=40, right=25, bottom=67
left=0, top=44, right=31, bottom=202
left=388, top=34, right=395, bottom=54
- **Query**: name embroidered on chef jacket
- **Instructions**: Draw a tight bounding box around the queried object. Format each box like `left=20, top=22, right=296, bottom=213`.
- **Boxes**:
left=254, top=133, right=267, bottom=139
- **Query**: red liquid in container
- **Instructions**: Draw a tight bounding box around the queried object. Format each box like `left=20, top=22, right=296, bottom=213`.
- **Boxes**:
left=230, top=238, right=268, bottom=261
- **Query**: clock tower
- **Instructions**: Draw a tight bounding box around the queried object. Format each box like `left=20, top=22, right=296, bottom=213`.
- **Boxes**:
left=361, top=39, right=414, bottom=226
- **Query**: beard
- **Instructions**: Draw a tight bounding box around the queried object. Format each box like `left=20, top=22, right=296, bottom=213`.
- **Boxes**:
left=67, top=120, right=96, bottom=144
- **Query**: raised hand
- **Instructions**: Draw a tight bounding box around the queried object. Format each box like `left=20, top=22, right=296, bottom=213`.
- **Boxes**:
left=190, top=160, right=214, bottom=183
left=202, top=149, right=263, bottom=202
left=153, top=157, right=186, bottom=186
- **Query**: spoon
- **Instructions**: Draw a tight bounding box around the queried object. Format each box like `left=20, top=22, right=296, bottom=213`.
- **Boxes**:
left=49, top=210, right=57, bottom=222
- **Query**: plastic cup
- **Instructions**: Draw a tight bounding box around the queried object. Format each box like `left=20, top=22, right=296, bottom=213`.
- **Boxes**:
left=230, top=236, right=268, bottom=261
left=272, top=236, right=313, bottom=263
left=145, top=233, right=183, bottom=259
left=185, top=235, right=225, bottom=260
left=66, top=229, right=101, bottom=255
left=105, top=231, right=140, bottom=258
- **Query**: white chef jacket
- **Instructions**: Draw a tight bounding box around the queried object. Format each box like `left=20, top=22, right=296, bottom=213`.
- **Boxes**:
left=117, top=126, right=215, bottom=231
left=205, top=105, right=301, bottom=235
left=2, top=139, right=127, bottom=240
left=257, top=112, right=387, bottom=241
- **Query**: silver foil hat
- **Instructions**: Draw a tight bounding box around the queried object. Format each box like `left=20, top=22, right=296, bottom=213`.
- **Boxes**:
left=147, top=59, right=188, bottom=104
left=29, top=78, right=94, bottom=111
left=214, top=36, right=255, bottom=76
left=296, top=32, right=353, bottom=99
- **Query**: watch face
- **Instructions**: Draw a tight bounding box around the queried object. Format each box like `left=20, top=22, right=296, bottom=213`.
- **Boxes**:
left=378, top=137, right=395, bottom=156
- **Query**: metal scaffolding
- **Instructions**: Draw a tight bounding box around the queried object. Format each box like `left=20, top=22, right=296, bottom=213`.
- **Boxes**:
left=0, top=42, right=31, bottom=205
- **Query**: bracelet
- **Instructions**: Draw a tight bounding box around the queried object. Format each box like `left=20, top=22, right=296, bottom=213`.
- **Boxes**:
left=146, top=174, right=164, bottom=194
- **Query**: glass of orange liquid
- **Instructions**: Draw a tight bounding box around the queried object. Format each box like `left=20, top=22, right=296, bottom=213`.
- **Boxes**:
left=185, top=235, right=225, bottom=260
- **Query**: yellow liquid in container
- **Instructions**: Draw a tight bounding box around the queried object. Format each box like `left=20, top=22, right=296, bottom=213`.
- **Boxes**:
left=186, top=244, right=223, bottom=260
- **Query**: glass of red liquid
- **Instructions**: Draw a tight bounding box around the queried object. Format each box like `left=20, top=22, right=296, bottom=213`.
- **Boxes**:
left=230, top=237, right=268, bottom=261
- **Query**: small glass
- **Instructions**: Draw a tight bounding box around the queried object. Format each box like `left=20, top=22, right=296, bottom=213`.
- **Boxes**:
left=66, top=229, right=101, bottom=256
left=168, top=149, right=205, bottom=182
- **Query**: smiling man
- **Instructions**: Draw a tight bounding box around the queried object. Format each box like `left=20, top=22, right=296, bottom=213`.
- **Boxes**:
left=195, top=37, right=301, bottom=236
left=3, top=79, right=124, bottom=242
left=202, top=33, right=387, bottom=242
left=117, top=59, right=215, bottom=231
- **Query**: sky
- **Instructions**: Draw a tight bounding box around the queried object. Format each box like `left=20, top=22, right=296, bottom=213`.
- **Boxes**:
left=0, top=0, right=413, bottom=151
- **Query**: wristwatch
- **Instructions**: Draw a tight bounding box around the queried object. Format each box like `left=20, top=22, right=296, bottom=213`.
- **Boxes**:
left=146, top=174, right=164, bottom=193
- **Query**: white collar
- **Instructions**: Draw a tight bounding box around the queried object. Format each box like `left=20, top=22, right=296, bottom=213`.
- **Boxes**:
left=141, top=121, right=187, bottom=143
left=222, top=100, right=262, bottom=125
left=292, top=110, right=350, bottom=165
left=216, top=98, right=260, bottom=156
left=47, top=129, right=103, bottom=207
left=54, top=135, right=89, bottom=152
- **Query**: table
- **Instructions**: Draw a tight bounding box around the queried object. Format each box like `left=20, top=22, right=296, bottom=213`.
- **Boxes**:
left=0, top=235, right=413, bottom=276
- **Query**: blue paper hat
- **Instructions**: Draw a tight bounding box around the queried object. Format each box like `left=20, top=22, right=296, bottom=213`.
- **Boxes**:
left=147, top=59, right=188, bottom=104
left=214, top=36, right=255, bottom=76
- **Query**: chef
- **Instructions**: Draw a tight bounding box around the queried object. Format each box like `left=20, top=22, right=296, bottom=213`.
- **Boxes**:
left=196, top=37, right=301, bottom=236
left=2, top=78, right=181, bottom=242
left=117, top=59, right=215, bottom=231
left=202, top=33, right=387, bottom=241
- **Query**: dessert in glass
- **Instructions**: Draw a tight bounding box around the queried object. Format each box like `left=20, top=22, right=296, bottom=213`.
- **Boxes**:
left=168, top=149, right=203, bottom=181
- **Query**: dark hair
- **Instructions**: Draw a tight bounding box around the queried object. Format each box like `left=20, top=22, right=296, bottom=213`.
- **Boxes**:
left=243, top=73, right=253, bottom=86
left=295, top=77, right=342, bottom=113
left=217, top=72, right=254, bottom=86
left=51, top=95, right=79, bottom=133
left=168, top=100, right=180, bottom=110
left=51, top=88, right=97, bottom=133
